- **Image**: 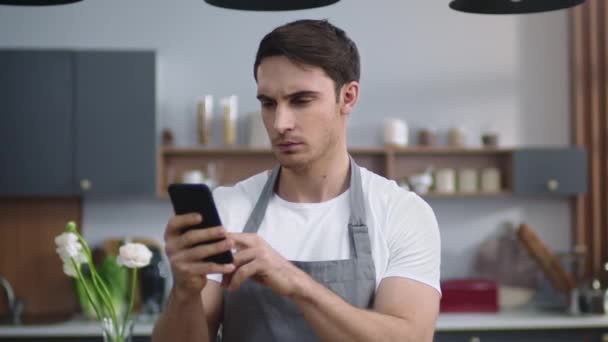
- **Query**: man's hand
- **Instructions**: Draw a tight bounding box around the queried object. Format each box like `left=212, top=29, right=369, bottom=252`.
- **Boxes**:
left=163, top=214, right=236, bottom=299
left=223, top=233, right=307, bottom=297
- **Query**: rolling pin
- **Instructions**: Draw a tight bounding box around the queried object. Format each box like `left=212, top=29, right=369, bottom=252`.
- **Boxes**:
left=516, top=223, right=576, bottom=294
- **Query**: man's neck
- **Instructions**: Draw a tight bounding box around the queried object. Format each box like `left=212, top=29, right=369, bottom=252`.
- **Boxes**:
left=277, top=149, right=350, bottom=203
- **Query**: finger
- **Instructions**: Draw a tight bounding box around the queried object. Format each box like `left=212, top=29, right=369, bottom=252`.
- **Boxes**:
left=175, top=226, right=226, bottom=250
left=228, top=260, right=261, bottom=291
left=171, top=239, right=233, bottom=263
left=227, top=233, right=259, bottom=248
left=232, top=247, right=258, bottom=268
left=165, top=213, right=203, bottom=238
left=174, top=261, right=235, bottom=275
left=221, top=273, right=233, bottom=288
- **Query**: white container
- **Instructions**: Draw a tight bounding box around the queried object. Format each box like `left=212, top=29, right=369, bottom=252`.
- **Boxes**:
left=181, top=170, right=204, bottom=184
left=221, top=95, right=238, bottom=146
left=435, top=168, right=456, bottom=194
left=481, top=168, right=501, bottom=193
left=197, top=95, right=213, bottom=145
left=409, top=171, right=433, bottom=194
left=384, top=118, right=408, bottom=147
left=458, top=168, right=478, bottom=193
left=448, top=126, right=467, bottom=147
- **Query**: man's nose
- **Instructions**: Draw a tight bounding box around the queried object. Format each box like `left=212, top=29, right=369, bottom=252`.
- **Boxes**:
left=273, top=105, right=295, bottom=134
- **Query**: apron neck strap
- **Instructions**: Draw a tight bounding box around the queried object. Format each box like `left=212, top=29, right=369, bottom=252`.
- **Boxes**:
left=242, top=156, right=369, bottom=259
left=242, top=164, right=281, bottom=233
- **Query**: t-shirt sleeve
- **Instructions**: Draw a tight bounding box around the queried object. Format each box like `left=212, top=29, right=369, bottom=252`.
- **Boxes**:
left=382, top=193, right=441, bottom=295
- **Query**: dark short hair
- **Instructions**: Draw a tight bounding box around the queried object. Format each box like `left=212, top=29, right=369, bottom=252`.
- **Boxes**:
left=254, top=19, right=360, bottom=99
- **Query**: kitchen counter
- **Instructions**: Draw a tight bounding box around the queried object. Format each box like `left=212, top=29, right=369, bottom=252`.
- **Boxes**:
left=0, top=319, right=155, bottom=337
left=0, top=311, right=607, bottom=337
left=437, top=310, right=608, bottom=331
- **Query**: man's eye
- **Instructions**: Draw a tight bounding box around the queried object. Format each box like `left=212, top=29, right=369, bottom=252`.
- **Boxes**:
left=292, top=98, right=311, bottom=106
left=261, top=101, right=275, bottom=108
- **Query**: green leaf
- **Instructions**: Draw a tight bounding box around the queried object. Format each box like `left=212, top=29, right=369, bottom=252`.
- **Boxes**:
left=74, top=277, right=97, bottom=319
left=98, top=256, right=129, bottom=319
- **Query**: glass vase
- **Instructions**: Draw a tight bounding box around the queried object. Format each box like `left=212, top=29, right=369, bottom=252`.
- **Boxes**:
left=101, top=316, right=135, bottom=342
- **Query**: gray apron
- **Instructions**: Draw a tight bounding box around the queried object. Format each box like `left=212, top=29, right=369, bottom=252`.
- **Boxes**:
left=221, top=158, right=376, bottom=342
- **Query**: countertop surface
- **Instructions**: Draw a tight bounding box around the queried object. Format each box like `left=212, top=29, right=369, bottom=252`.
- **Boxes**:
left=1, top=311, right=607, bottom=337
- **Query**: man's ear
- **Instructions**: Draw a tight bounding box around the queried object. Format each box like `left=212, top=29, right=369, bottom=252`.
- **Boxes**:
left=340, top=81, right=359, bottom=116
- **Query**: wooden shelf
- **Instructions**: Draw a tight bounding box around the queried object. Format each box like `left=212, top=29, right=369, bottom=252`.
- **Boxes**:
left=162, top=146, right=510, bottom=155
left=158, top=145, right=512, bottom=198
left=162, top=146, right=274, bottom=156
left=386, top=146, right=513, bottom=155
left=161, top=146, right=387, bottom=156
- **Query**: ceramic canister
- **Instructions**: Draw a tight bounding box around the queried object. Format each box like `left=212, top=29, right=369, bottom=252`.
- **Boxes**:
left=481, top=168, right=501, bottom=192
left=181, top=170, right=204, bottom=184
left=458, top=168, right=478, bottom=193
left=384, top=118, right=408, bottom=146
left=435, top=168, right=456, bottom=194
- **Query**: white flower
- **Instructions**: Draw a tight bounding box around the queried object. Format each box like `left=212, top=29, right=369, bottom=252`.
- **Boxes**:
left=117, top=243, right=152, bottom=268
left=55, top=232, right=78, bottom=247
left=55, top=232, right=87, bottom=281
left=62, top=261, right=79, bottom=278
left=56, top=245, right=84, bottom=261
left=55, top=232, right=84, bottom=260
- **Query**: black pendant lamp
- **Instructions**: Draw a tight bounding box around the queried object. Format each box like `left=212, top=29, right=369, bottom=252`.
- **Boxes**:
left=449, top=0, right=585, bottom=14
left=0, top=0, right=82, bottom=5
left=205, top=0, right=339, bottom=11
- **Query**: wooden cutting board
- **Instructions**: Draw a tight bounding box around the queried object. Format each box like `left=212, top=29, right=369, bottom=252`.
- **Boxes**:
left=0, top=198, right=81, bottom=323
left=516, top=223, right=576, bottom=294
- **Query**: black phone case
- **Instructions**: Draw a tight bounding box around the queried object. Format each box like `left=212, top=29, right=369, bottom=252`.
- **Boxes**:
left=167, top=183, right=233, bottom=264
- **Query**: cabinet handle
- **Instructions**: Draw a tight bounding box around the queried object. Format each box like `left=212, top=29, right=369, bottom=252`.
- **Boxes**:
left=80, top=179, right=92, bottom=191
left=469, top=337, right=481, bottom=342
left=546, top=179, right=559, bottom=192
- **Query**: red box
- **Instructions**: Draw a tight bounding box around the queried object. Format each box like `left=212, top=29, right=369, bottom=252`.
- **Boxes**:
left=440, top=278, right=498, bottom=313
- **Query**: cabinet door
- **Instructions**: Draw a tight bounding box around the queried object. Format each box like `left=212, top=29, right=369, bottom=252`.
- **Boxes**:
left=74, top=51, right=156, bottom=196
left=0, top=50, right=75, bottom=196
left=512, top=148, right=587, bottom=196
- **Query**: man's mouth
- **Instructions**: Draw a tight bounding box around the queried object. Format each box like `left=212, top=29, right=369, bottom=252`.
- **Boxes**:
left=276, top=141, right=302, bottom=152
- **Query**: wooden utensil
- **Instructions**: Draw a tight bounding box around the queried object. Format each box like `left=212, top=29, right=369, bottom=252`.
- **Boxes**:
left=516, top=223, right=576, bottom=294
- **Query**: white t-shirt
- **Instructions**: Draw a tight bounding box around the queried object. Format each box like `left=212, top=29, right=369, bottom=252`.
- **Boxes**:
left=208, top=167, right=441, bottom=295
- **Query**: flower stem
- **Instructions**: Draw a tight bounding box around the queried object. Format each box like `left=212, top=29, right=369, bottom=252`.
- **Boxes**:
left=74, top=232, right=121, bottom=339
left=121, top=268, right=138, bottom=337
left=72, top=260, right=103, bottom=321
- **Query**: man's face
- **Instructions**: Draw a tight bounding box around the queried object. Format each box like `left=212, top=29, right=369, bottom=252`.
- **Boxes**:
left=256, top=56, right=345, bottom=170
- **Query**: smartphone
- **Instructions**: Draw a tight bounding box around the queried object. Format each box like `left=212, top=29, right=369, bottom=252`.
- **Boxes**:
left=167, top=183, right=233, bottom=264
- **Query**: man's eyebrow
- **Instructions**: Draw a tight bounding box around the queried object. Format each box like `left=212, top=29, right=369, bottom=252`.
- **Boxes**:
left=256, top=94, right=274, bottom=102
left=256, top=91, right=320, bottom=102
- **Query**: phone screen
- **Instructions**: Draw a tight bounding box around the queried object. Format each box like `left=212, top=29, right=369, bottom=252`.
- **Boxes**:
left=168, top=183, right=233, bottom=264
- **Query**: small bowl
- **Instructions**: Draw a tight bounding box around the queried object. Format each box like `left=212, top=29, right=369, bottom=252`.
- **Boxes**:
left=499, top=285, right=535, bottom=310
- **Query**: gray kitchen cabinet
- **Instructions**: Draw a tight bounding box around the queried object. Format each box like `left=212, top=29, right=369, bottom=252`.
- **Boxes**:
left=0, top=50, right=156, bottom=197
left=435, top=329, right=606, bottom=341
left=512, top=148, right=587, bottom=196
left=0, top=51, right=75, bottom=196
left=74, top=51, right=156, bottom=196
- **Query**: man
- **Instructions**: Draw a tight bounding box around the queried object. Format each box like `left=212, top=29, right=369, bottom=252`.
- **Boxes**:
left=153, top=19, right=441, bottom=342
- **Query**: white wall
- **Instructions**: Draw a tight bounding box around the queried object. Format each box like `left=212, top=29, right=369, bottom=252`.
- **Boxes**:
left=0, top=0, right=573, bottom=279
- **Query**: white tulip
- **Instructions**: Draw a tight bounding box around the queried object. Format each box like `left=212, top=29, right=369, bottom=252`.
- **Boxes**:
left=117, top=243, right=152, bottom=269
